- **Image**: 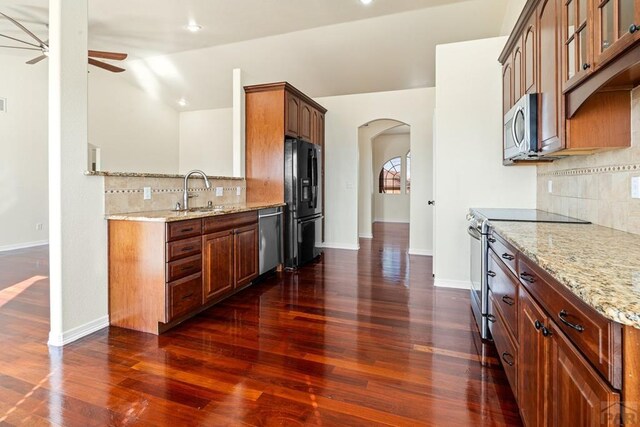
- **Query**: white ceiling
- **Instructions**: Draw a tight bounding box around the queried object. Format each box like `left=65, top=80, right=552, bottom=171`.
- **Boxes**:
left=0, top=0, right=510, bottom=110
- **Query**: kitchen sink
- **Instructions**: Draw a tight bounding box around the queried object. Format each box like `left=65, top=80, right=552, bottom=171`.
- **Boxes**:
left=172, top=206, right=225, bottom=213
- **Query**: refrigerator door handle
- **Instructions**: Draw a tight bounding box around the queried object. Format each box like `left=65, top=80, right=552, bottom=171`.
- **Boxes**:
left=311, top=153, right=318, bottom=208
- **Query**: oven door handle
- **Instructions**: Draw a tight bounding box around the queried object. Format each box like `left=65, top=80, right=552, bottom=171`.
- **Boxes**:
left=467, top=226, right=481, bottom=241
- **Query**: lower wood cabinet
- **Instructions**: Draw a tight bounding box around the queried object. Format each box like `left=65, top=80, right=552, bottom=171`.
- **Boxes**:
left=202, top=230, right=235, bottom=302
left=234, top=223, right=259, bottom=288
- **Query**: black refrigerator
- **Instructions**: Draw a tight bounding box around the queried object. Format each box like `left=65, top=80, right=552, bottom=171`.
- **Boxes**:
left=284, top=138, right=323, bottom=269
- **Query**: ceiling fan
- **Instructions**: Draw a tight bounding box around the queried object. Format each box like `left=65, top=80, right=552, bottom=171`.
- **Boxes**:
left=0, top=11, right=128, bottom=73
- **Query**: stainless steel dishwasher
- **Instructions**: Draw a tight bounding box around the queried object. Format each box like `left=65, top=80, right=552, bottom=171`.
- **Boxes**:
left=258, top=207, right=283, bottom=275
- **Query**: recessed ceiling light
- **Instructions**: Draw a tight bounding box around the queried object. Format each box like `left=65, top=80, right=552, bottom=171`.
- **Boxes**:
left=185, top=23, right=202, bottom=32
left=360, top=0, right=373, bottom=4
left=178, top=98, right=188, bottom=107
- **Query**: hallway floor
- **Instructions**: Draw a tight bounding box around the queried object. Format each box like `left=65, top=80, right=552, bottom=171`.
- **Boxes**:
left=0, top=223, right=520, bottom=426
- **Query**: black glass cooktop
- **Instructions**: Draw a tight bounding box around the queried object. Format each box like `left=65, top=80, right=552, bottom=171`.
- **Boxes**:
left=470, top=208, right=590, bottom=224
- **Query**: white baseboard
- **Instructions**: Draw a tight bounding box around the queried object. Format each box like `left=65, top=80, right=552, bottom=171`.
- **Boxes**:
left=48, top=315, right=109, bottom=347
left=434, top=279, right=471, bottom=290
left=358, top=233, right=373, bottom=239
left=408, top=249, right=433, bottom=256
left=0, top=240, right=48, bottom=253
left=321, top=242, right=360, bottom=251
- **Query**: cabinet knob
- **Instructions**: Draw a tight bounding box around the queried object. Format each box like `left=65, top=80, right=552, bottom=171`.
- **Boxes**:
left=534, top=320, right=542, bottom=330
left=582, top=63, right=591, bottom=71
left=541, top=326, right=552, bottom=337
left=630, top=24, right=638, bottom=34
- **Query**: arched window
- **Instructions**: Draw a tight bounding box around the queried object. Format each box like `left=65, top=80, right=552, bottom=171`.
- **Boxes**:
left=378, top=157, right=402, bottom=194
left=406, top=151, right=411, bottom=194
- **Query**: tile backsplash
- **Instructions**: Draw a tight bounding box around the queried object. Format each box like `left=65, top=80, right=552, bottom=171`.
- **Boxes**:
left=103, top=175, right=246, bottom=215
left=537, top=86, right=640, bottom=234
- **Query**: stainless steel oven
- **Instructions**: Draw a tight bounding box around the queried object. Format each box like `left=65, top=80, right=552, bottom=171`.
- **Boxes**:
left=467, top=212, right=490, bottom=340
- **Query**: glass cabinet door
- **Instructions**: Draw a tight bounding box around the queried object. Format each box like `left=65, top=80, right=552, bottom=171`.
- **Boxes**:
left=563, top=0, right=593, bottom=89
left=594, top=0, right=640, bottom=67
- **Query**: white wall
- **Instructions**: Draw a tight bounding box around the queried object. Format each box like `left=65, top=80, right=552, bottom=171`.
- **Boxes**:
left=316, top=88, right=435, bottom=254
left=372, top=133, right=410, bottom=223
left=88, top=69, right=179, bottom=173
left=0, top=54, right=49, bottom=251
left=433, top=37, right=536, bottom=289
left=179, top=108, right=234, bottom=176
left=500, top=0, right=527, bottom=36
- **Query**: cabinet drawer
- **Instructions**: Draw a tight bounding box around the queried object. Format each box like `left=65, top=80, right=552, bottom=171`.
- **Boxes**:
left=489, top=292, right=518, bottom=398
left=166, top=236, right=201, bottom=262
left=167, top=274, right=202, bottom=321
left=488, top=249, right=518, bottom=340
left=166, top=254, right=201, bottom=282
left=518, top=255, right=622, bottom=389
left=203, top=211, right=258, bottom=234
left=489, top=232, right=517, bottom=276
left=166, top=219, right=202, bottom=242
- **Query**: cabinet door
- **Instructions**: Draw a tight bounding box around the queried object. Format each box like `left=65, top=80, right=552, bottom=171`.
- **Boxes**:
left=548, top=321, right=621, bottom=427
left=562, top=0, right=593, bottom=90
left=594, top=0, right=640, bottom=67
left=299, top=101, right=313, bottom=142
left=523, top=15, right=538, bottom=94
left=311, top=109, right=320, bottom=145
left=234, top=223, right=259, bottom=288
left=519, top=289, right=549, bottom=427
left=539, top=0, right=565, bottom=153
left=503, top=59, right=514, bottom=117
left=285, top=91, right=300, bottom=138
left=513, top=46, right=524, bottom=103
left=202, top=230, right=234, bottom=303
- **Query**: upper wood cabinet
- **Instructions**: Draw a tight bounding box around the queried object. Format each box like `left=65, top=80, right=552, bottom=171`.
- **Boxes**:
left=245, top=82, right=327, bottom=204
left=523, top=14, right=538, bottom=94
left=502, top=58, right=514, bottom=117
left=562, top=0, right=594, bottom=90
left=593, top=0, right=640, bottom=68
left=513, top=46, right=524, bottom=102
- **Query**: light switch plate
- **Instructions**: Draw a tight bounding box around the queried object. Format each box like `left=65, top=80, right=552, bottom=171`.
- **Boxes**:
left=632, top=177, right=640, bottom=199
left=216, top=187, right=223, bottom=197
left=547, top=180, right=553, bottom=193
left=143, top=187, right=152, bottom=200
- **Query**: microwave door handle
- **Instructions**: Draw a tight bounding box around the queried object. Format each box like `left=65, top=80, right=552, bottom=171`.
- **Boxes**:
left=512, top=106, right=524, bottom=150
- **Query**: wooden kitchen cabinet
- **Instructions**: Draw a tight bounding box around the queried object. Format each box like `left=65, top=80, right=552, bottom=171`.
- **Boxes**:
left=285, top=90, right=300, bottom=138
left=234, top=223, right=259, bottom=288
left=513, top=45, right=524, bottom=103
left=502, top=57, right=514, bottom=117
left=202, top=230, right=234, bottom=302
left=562, top=0, right=594, bottom=90
left=523, top=13, right=538, bottom=94
left=593, top=0, right=640, bottom=68
left=299, top=101, right=313, bottom=143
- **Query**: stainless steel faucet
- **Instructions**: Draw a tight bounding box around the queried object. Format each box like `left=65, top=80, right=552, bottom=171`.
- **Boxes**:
left=182, top=170, right=211, bottom=210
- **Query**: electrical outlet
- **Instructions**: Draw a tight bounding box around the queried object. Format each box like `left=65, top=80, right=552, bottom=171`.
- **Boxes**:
left=216, top=187, right=223, bottom=197
left=547, top=180, right=553, bottom=193
left=632, top=177, right=640, bottom=199
left=236, top=187, right=242, bottom=196
left=143, top=187, right=152, bottom=200
left=35, top=223, right=43, bottom=231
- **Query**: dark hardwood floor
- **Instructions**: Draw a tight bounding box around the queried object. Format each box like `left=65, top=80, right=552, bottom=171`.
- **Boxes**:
left=0, top=223, right=520, bottom=426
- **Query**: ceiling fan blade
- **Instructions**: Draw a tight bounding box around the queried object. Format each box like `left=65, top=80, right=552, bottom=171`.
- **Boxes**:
left=26, top=54, right=47, bottom=65
left=88, top=58, right=125, bottom=73
left=88, top=50, right=127, bottom=61
left=0, top=33, right=41, bottom=48
left=0, top=44, right=40, bottom=51
left=0, top=12, right=47, bottom=47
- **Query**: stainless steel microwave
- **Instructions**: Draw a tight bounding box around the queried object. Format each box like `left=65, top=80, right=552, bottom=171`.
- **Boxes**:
left=504, top=93, right=538, bottom=161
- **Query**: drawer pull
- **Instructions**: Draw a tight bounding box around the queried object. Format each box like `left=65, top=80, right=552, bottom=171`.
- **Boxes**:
left=181, top=246, right=195, bottom=252
left=519, top=272, right=536, bottom=283
left=180, top=227, right=194, bottom=233
left=501, top=352, right=515, bottom=367
left=534, top=320, right=543, bottom=330
left=502, top=253, right=515, bottom=261
left=487, top=270, right=496, bottom=277
left=487, top=314, right=497, bottom=323
left=488, top=237, right=496, bottom=243
left=179, top=265, right=194, bottom=271
left=181, top=293, right=194, bottom=300
left=501, top=295, right=515, bottom=306
left=542, top=326, right=552, bottom=337
left=558, top=310, right=585, bottom=332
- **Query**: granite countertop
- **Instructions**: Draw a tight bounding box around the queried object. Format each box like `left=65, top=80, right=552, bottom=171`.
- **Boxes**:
left=491, top=221, right=640, bottom=329
left=106, top=202, right=285, bottom=222
left=85, top=171, right=243, bottom=180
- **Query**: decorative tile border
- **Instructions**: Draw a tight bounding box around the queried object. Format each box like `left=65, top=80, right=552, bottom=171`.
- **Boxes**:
left=105, top=187, right=245, bottom=194
left=538, top=164, right=640, bottom=177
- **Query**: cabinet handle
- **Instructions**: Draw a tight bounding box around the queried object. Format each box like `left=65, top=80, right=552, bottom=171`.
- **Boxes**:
left=181, top=293, right=194, bottom=300
left=501, top=253, right=515, bottom=261
left=541, top=326, right=552, bottom=337
left=487, top=270, right=496, bottom=277
left=534, top=320, right=542, bottom=330
left=558, top=310, right=585, bottom=332
left=180, top=227, right=194, bottom=233
left=181, top=246, right=195, bottom=252
left=520, top=272, right=536, bottom=283
left=501, top=352, right=515, bottom=367
left=487, top=314, right=497, bottom=323
left=488, top=237, right=496, bottom=243
left=501, top=295, right=515, bottom=306
left=582, top=63, right=591, bottom=71
left=631, top=24, right=638, bottom=34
